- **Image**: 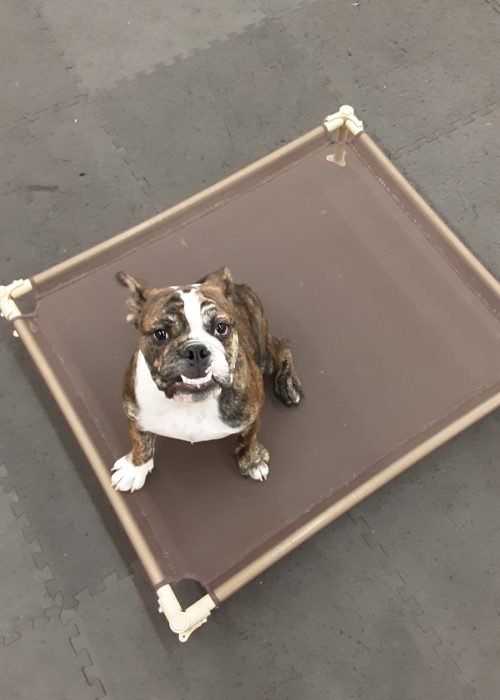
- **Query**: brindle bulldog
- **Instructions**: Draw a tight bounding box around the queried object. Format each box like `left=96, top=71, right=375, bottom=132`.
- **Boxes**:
left=111, top=267, right=303, bottom=492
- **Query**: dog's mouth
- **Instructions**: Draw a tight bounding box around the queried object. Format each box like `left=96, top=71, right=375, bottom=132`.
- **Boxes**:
left=162, top=369, right=219, bottom=398
left=180, top=369, right=215, bottom=388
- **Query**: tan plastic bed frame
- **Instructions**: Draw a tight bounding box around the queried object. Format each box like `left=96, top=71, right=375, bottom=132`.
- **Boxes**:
left=1, top=106, right=499, bottom=641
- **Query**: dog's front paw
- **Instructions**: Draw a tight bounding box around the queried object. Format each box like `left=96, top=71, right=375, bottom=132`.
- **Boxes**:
left=246, top=460, right=269, bottom=481
left=238, top=443, right=270, bottom=482
left=111, top=455, right=154, bottom=492
left=274, top=367, right=303, bottom=406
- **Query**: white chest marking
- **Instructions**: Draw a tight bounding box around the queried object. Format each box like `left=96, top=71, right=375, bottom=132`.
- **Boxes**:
left=134, top=351, right=240, bottom=443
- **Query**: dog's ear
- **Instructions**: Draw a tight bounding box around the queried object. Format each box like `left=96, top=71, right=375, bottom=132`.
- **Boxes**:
left=116, top=271, right=149, bottom=326
left=198, top=267, right=234, bottom=297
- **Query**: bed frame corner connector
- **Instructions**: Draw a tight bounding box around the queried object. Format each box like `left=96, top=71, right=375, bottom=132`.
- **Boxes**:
left=0, top=278, right=32, bottom=327
left=324, top=105, right=364, bottom=140
left=157, top=584, right=217, bottom=642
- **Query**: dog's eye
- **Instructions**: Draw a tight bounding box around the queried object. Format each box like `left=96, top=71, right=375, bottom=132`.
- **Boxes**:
left=153, top=329, right=168, bottom=342
left=214, top=322, right=229, bottom=337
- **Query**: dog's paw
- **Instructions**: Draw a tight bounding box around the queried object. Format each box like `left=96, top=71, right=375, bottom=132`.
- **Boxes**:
left=274, top=368, right=303, bottom=406
left=238, top=443, right=270, bottom=482
left=246, top=460, right=269, bottom=481
left=111, top=455, right=154, bottom=492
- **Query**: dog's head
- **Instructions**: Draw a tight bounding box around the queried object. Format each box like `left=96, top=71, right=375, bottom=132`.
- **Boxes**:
left=117, top=267, right=238, bottom=400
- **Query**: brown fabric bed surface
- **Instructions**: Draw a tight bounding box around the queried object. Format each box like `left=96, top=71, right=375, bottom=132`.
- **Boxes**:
left=26, top=132, right=500, bottom=593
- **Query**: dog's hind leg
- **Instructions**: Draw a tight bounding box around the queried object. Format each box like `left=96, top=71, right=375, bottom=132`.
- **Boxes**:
left=267, top=336, right=303, bottom=406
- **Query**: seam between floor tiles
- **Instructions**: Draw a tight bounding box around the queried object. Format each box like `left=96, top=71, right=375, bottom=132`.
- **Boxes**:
left=0, top=464, right=62, bottom=644
left=484, top=0, right=500, bottom=14
left=90, top=17, right=335, bottom=206
left=96, top=112, right=162, bottom=210
left=0, top=457, right=128, bottom=617
left=390, top=101, right=499, bottom=158
left=0, top=463, right=62, bottom=616
left=65, top=612, right=107, bottom=698
left=91, top=21, right=267, bottom=88
left=4, top=606, right=106, bottom=698
left=63, top=523, right=470, bottom=693
left=0, top=464, right=106, bottom=695
left=0, top=98, right=85, bottom=131
left=85, top=16, right=334, bottom=105
left=0, top=92, right=162, bottom=222
left=61, top=572, right=133, bottom=690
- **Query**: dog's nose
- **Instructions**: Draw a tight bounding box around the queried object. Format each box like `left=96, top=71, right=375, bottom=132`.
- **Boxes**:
left=180, top=343, right=211, bottom=375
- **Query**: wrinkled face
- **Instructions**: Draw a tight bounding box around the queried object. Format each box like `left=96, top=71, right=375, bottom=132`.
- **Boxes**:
left=119, top=269, right=239, bottom=401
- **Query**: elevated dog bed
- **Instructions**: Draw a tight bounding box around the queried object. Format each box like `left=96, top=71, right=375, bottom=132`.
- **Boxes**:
left=2, top=106, right=499, bottom=641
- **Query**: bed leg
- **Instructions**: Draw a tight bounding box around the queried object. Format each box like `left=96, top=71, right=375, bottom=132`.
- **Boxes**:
left=323, top=105, right=364, bottom=167
left=157, top=584, right=217, bottom=642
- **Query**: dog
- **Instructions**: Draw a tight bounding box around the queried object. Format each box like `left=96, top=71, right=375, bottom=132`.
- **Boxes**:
left=111, top=267, right=303, bottom=492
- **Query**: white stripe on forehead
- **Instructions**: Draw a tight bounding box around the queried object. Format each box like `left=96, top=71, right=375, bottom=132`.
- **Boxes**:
left=178, top=288, right=205, bottom=336
left=170, top=284, right=200, bottom=291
